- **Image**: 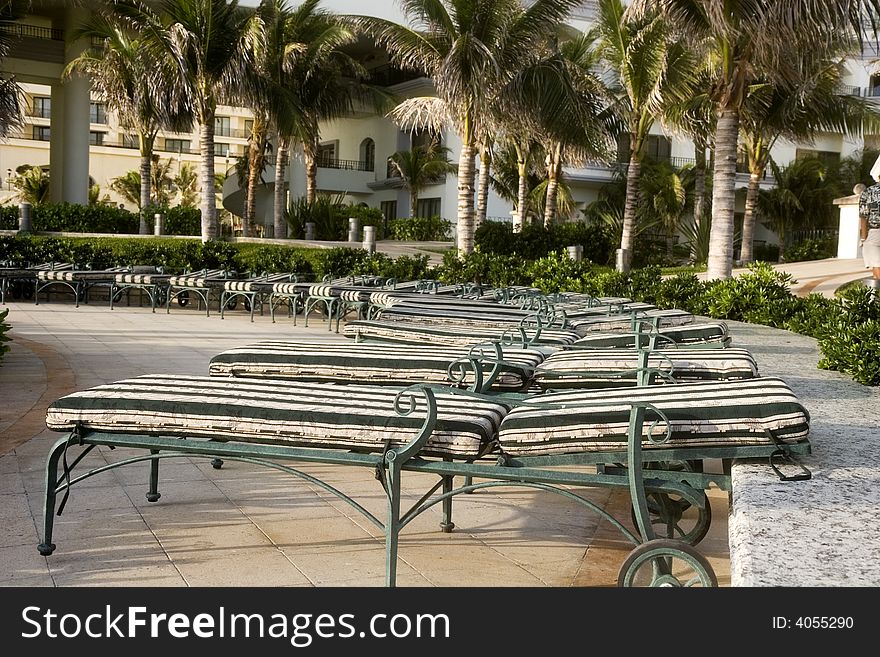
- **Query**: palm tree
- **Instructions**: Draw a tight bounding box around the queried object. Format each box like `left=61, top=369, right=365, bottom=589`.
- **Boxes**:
left=596, top=0, right=695, bottom=272
left=652, top=0, right=880, bottom=280
left=12, top=166, right=50, bottom=205
left=251, top=0, right=367, bottom=240
left=0, top=0, right=26, bottom=138
left=358, top=0, right=580, bottom=256
left=738, top=44, right=880, bottom=263
left=115, top=0, right=258, bottom=242
left=66, top=10, right=185, bottom=234
left=389, top=143, right=457, bottom=219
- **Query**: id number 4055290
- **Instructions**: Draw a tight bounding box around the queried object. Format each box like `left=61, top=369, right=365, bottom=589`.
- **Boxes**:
left=772, top=617, right=854, bottom=629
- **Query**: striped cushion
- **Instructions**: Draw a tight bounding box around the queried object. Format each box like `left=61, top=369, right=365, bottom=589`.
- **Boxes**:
left=37, top=268, right=129, bottom=282
left=208, top=341, right=545, bottom=390
left=223, top=280, right=264, bottom=292
left=167, top=269, right=227, bottom=287
left=377, top=305, right=543, bottom=327
left=115, top=273, right=172, bottom=285
left=46, top=375, right=513, bottom=458
left=272, top=283, right=305, bottom=296
left=572, top=322, right=731, bottom=348
left=497, top=377, right=809, bottom=456
left=533, top=348, right=758, bottom=388
left=569, top=309, right=695, bottom=335
left=343, top=320, right=580, bottom=347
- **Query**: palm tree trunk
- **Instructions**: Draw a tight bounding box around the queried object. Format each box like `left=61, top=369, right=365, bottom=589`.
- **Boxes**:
left=456, top=141, right=476, bottom=255
left=619, top=147, right=641, bottom=273
left=138, top=149, right=151, bottom=235
left=739, top=170, right=761, bottom=264
left=476, top=146, right=491, bottom=230
left=304, top=138, right=318, bottom=205
left=543, top=145, right=561, bottom=228
left=244, top=121, right=267, bottom=238
left=706, top=108, right=740, bottom=280
left=198, top=118, right=218, bottom=242
left=410, top=191, right=418, bottom=220
left=515, top=143, right=528, bottom=233
left=691, top=139, right=706, bottom=260
left=273, top=135, right=290, bottom=239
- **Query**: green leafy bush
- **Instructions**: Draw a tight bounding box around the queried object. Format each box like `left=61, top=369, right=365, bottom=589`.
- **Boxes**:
left=0, top=308, right=10, bottom=366
left=526, top=250, right=596, bottom=293
left=704, top=262, right=795, bottom=325
left=818, top=319, right=880, bottom=385
left=388, top=216, right=452, bottom=241
left=654, top=272, right=710, bottom=315
left=474, top=220, right=614, bottom=265
left=783, top=237, right=837, bottom=263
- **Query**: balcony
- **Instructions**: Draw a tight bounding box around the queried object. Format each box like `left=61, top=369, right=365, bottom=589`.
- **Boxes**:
left=0, top=22, right=63, bottom=41
left=317, top=157, right=374, bottom=172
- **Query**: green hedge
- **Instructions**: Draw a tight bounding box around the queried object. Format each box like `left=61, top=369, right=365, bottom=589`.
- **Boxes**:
left=0, top=308, right=10, bottom=366
left=0, top=203, right=200, bottom=236
left=388, top=216, right=452, bottom=241
left=474, top=220, right=615, bottom=265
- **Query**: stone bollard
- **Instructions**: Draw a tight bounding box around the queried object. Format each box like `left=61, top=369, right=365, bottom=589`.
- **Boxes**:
left=347, top=217, right=360, bottom=243
left=153, top=213, right=164, bottom=236
left=304, top=222, right=316, bottom=241
left=567, top=245, right=583, bottom=262
left=18, top=202, right=33, bottom=234
left=362, top=225, right=376, bottom=254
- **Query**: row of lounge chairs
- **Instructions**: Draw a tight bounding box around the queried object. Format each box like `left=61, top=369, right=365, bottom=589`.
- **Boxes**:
left=33, top=269, right=813, bottom=587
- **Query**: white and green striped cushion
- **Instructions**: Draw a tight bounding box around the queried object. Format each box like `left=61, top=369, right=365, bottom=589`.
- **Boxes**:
left=167, top=269, right=227, bottom=287
left=115, top=273, right=172, bottom=285
left=572, top=322, right=731, bottom=348
left=46, top=375, right=513, bottom=458
left=533, top=348, right=758, bottom=388
left=209, top=341, right=545, bottom=390
left=569, top=309, right=695, bottom=335
left=497, top=377, right=809, bottom=456
left=37, top=267, right=129, bottom=282
left=343, top=320, right=580, bottom=347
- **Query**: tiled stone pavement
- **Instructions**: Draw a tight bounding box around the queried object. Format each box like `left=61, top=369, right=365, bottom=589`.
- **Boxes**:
left=1, top=294, right=736, bottom=587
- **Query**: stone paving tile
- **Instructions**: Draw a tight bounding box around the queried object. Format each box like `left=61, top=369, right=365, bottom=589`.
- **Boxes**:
left=0, top=543, right=52, bottom=582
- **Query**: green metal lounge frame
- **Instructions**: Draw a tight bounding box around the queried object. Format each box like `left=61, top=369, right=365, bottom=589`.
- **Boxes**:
left=37, top=376, right=811, bottom=587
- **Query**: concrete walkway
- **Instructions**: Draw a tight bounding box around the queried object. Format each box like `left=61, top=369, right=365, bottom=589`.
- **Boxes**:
left=2, top=286, right=878, bottom=587
left=703, top=257, right=871, bottom=298
left=0, top=298, right=730, bottom=587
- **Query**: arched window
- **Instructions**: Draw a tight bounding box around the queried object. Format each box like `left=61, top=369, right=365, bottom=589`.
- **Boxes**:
left=360, top=138, right=375, bottom=172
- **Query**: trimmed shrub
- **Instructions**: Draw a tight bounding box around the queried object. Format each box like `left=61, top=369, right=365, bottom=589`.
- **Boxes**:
left=0, top=308, right=10, bottom=366
left=388, top=216, right=452, bottom=241
left=474, top=220, right=614, bottom=265
left=818, top=318, right=880, bottom=385
left=783, top=237, right=837, bottom=263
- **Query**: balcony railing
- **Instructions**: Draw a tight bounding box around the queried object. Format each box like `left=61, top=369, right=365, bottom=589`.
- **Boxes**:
left=26, top=107, right=52, bottom=119
left=2, top=130, right=240, bottom=157
left=214, top=126, right=248, bottom=139
left=317, top=158, right=374, bottom=172
left=0, top=22, right=63, bottom=41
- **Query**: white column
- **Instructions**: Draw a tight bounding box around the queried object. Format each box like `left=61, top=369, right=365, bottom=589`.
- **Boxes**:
left=834, top=188, right=863, bottom=259
left=56, top=8, right=91, bottom=205
left=48, top=83, right=65, bottom=202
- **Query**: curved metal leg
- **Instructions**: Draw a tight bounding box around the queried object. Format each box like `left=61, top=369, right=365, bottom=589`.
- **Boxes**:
left=384, top=462, right=402, bottom=588
left=146, top=451, right=161, bottom=502
left=38, top=438, right=71, bottom=556
left=440, top=475, right=455, bottom=532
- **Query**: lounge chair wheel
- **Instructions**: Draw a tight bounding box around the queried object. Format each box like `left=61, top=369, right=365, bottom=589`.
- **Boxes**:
left=243, top=298, right=252, bottom=312
left=211, top=458, right=223, bottom=469
left=177, top=291, right=190, bottom=307
left=225, top=298, right=238, bottom=310
left=617, top=538, right=717, bottom=587
left=145, top=492, right=161, bottom=502
left=440, top=521, right=455, bottom=533
left=630, top=489, right=712, bottom=546
left=38, top=542, right=56, bottom=556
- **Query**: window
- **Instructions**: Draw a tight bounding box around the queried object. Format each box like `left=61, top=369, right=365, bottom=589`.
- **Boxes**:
left=869, top=75, right=880, bottom=97
left=215, top=142, right=230, bottom=157
left=359, top=138, right=376, bottom=172
left=317, top=142, right=337, bottom=167
left=122, top=133, right=138, bottom=149
left=165, top=138, right=190, bottom=154
left=32, top=125, right=51, bottom=141
left=244, top=119, right=254, bottom=134
left=380, top=200, right=397, bottom=223
left=89, top=102, right=107, bottom=124
left=32, top=97, right=51, bottom=119
left=616, top=134, right=672, bottom=162
left=89, top=131, right=105, bottom=146
left=644, top=135, right=672, bottom=161
left=411, top=129, right=439, bottom=151
left=215, top=116, right=231, bottom=137
left=415, top=197, right=441, bottom=218
left=795, top=148, right=840, bottom=167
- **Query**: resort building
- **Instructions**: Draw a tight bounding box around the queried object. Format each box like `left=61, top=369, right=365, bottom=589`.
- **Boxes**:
left=1, top=0, right=878, bottom=245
